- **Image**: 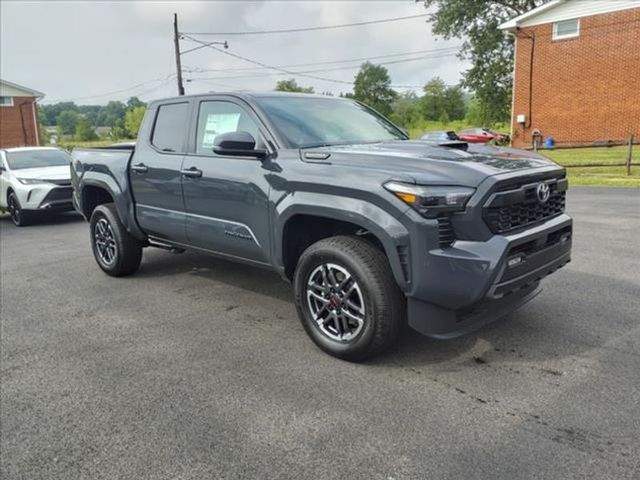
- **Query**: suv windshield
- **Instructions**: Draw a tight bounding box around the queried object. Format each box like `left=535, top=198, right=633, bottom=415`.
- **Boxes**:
left=5, top=149, right=70, bottom=170
left=255, top=96, right=407, bottom=148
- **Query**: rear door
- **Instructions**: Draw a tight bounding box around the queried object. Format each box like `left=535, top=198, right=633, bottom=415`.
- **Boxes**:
left=130, top=101, right=191, bottom=243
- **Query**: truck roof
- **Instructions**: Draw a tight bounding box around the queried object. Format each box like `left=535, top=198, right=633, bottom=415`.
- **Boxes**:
left=147, top=91, right=347, bottom=107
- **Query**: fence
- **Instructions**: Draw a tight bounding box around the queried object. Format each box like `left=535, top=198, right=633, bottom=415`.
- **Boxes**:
left=534, top=133, right=638, bottom=176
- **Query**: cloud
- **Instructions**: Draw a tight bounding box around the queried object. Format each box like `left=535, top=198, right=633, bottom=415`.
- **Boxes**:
left=0, top=1, right=468, bottom=105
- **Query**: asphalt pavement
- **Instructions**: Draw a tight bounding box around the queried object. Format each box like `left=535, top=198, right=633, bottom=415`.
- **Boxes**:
left=1, top=187, right=639, bottom=480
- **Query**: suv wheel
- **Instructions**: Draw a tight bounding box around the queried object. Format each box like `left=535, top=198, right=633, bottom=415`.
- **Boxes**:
left=90, top=203, right=142, bottom=277
left=293, top=235, right=404, bottom=361
left=7, top=192, right=33, bottom=227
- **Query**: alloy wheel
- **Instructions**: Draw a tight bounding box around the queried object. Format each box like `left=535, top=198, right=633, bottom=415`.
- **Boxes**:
left=8, top=196, right=20, bottom=225
left=94, top=218, right=117, bottom=266
left=306, top=263, right=366, bottom=342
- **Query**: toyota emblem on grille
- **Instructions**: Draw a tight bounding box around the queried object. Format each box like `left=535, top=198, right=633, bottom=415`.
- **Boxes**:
left=536, top=182, right=550, bottom=203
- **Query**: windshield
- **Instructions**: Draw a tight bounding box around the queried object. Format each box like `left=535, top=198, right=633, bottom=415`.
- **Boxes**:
left=5, top=149, right=71, bottom=170
left=255, top=96, right=407, bottom=148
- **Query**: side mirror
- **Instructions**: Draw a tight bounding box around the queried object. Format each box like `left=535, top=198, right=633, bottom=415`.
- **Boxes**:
left=213, top=131, right=267, bottom=158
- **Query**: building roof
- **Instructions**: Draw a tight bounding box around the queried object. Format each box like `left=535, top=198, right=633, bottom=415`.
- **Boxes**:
left=0, top=79, right=45, bottom=99
left=500, top=0, right=640, bottom=31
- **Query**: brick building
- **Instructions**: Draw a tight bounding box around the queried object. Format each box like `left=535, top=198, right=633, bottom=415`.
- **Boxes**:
left=0, top=79, right=44, bottom=148
left=500, top=0, right=640, bottom=148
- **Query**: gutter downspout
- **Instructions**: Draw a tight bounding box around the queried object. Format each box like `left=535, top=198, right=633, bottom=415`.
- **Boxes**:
left=31, top=99, right=40, bottom=146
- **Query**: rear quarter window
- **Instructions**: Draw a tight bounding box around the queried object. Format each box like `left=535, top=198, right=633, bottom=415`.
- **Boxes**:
left=151, top=102, right=190, bottom=153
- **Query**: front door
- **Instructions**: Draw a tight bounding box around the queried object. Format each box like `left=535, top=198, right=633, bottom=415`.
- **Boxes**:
left=181, top=99, right=271, bottom=264
left=130, top=101, right=190, bottom=243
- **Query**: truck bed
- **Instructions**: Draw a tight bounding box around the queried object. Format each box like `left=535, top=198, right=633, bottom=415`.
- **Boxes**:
left=70, top=146, right=143, bottom=239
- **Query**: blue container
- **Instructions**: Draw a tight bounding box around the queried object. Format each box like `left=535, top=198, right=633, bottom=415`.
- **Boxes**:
left=544, top=136, right=555, bottom=149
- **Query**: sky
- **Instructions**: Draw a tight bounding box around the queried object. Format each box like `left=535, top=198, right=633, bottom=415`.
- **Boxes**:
left=0, top=0, right=469, bottom=105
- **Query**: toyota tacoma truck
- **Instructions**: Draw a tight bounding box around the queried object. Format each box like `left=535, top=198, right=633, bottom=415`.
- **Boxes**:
left=71, top=92, right=572, bottom=361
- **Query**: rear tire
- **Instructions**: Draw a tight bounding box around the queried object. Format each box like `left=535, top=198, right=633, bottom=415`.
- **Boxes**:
left=8, top=192, right=33, bottom=227
left=90, top=203, right=142, bottom=277
left=293, top=235, right=404, bottom=362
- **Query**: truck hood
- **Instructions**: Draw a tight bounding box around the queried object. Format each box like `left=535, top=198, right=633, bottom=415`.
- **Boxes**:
left=13, top=165, right=71, bottom=181
left=304, top=140, right=558, bottom=186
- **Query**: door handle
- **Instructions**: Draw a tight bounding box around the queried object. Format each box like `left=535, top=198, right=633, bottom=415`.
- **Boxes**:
left=131, top=163, right=148, bottom=174
left=181, top=167, right=203, bottom=178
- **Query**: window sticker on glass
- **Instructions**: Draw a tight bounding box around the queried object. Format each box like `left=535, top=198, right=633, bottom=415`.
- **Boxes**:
left=201, top=113, right=241, bottom=148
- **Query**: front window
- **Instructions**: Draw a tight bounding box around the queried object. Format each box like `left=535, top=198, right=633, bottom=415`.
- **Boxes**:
left=5, top=149, right=71, bottom=170
left=195, top=101, right=262, bottom=155
left=255, top=96, right=407, bottom=148
left=0, top=96, right=13, bottom=107
left=553, top=19, right=579, bottom=40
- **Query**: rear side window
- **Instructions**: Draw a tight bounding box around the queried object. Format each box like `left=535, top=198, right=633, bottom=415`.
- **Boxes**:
left=151, top=102, right=189, bottom=152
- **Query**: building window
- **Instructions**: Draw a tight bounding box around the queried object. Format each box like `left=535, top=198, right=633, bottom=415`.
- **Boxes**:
left=0, top=96, right=14, bottom=107
left=553, top=19, right=580, bottom=40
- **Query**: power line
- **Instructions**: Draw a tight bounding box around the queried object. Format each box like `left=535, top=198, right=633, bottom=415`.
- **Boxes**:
left=183, top=46, right=460, bottom=74
left=45, top=74, right=176, bottom=103
left=188, top=51, right=459, bottom=82
left=183, top=13, right=429, bottom=36
left=181, top=34, right=425, bottom=89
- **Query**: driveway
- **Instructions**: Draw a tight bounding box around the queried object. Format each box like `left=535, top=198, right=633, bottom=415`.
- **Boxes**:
left=1, top=187, right=639, bottom=479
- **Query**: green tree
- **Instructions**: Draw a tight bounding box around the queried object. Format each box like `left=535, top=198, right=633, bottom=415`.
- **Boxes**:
left=111, top=118, right=128, bottom=140
left=56, top=110, right=80, bottom=135
left=421, top=77, right=467, bottom=121
left=352, top=62, right=397, bottom=116
left=37, top=109, right=51, bottom=144
left=96, top=100, right=126, bottom=127
left=75, top=116, right=98, bottom=141
left=275, top=79, right=314, bottom=93
left=124, top=106, right=146, bottom=138
left=421, top=77, right=448, bottom=121
left=420, top=0, right=545, bottom=125
left=40, top=102, right=77, bottom=126
left=389, top=90, right=422, bottom=128
left=126, top=96, right=145, bottom=110
left=443, top=85, right=467, bottom=120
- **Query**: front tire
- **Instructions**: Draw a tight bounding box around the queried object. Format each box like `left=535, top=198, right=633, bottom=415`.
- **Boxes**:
left=293, top=236, right=404, bottom=362
left=7, top=192, right=33, bottom=227
left=90, top=203, right=142, bottom=277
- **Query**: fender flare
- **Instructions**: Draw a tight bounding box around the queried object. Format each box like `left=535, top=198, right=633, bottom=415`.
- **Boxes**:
left=80, top=175, right=146, bottom=240
left=274, top=191, right=411, bottom=290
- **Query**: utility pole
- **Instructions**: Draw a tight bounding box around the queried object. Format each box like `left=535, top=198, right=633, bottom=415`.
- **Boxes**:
left=173, top=13, right=185, bottom=96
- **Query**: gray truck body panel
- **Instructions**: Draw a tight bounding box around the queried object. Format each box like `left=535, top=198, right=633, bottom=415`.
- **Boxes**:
left=71, top=92, right=572, bottom=338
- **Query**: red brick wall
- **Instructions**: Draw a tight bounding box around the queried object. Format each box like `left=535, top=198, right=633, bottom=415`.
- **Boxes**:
left=511, top=8, right=640, bottom=148
left=0, top=96, right=39, bottom=148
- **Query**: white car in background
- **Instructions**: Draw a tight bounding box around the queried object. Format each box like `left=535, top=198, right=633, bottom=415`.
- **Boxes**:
left=0, top=147, right=74, bottom=226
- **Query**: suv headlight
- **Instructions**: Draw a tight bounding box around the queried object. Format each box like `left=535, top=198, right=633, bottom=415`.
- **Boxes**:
left=17, top=178, right=49, bottom=185
left=384, top=181, right=475, bottom=218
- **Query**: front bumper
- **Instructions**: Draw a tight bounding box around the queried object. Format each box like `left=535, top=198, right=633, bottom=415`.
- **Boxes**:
left=18, top=184, right=74, bottom=212
left=406, top=213, right=572, bottom=338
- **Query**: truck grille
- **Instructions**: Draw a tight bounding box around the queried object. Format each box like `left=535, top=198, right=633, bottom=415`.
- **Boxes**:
left=484, top=176, right=567, bottom=234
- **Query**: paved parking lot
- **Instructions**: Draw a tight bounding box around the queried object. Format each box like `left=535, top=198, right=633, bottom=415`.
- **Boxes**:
left=1, top=187, right=639, bottom=480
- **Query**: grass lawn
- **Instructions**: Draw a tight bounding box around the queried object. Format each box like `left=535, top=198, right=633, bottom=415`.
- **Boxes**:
left=541, top=146, right=640, bottom=187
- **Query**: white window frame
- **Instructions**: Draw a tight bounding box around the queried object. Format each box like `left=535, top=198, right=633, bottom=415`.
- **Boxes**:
left=553, top=18, right=580, bottom=41
left=0, top=96, right=14, bottom=107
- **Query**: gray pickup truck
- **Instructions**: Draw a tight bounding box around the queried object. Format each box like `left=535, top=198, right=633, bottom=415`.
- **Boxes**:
left=71, top=92, right=572, bottom=361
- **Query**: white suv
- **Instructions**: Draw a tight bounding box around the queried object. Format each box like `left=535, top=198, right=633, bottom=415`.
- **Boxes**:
left=0, top=147, right=74, bottom=226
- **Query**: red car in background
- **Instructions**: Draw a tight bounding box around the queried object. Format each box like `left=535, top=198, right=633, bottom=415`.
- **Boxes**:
left=458, top=128, right=509, bottom=144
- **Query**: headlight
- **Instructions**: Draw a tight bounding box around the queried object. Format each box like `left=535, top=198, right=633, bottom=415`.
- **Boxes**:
left=384, top=181, right=475, bottom=218
left=17, top=178, right=49, bottom=185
